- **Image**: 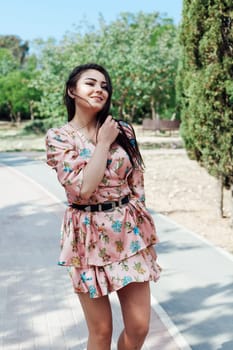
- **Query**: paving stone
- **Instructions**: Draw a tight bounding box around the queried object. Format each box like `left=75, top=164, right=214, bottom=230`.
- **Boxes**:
left=0, top=162, right=182, bottom=350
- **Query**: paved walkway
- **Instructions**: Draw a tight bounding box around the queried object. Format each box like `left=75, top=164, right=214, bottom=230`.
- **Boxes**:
left=0, top=162, right=182, bottom=350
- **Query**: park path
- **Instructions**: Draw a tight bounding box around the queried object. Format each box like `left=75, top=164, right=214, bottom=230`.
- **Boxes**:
left=1, top=152, right=233, bottom=350
left=0, top=157, right=182, bottom=350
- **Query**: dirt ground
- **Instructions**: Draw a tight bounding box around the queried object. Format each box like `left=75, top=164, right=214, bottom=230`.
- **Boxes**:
left=141, top=148, right=233, bottom=254
left=131, top=125, right=233, bottom=255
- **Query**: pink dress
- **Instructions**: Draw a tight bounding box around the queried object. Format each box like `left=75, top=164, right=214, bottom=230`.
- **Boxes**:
left=46, top=122, right=161, bottom=298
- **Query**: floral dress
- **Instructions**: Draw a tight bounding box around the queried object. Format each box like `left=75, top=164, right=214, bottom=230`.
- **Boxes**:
left=46, top=122, right=161, bottom=298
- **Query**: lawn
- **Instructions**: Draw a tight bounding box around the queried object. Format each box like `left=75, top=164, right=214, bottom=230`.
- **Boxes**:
left=0, top=121, right=46, bottom=152
left=0, top=121, right=183, bottom=152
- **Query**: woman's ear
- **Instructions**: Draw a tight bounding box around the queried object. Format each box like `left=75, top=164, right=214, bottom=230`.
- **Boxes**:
left=68, top=89, right=75, bottom=98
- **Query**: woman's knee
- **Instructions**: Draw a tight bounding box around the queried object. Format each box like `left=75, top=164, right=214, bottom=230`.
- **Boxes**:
left=89, top=320, right=113, bottom=341
left=125, top=318, right=150, bottom=340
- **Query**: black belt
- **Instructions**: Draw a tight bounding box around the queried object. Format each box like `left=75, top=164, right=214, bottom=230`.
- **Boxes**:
left=70, top=195, right=129, bottom=212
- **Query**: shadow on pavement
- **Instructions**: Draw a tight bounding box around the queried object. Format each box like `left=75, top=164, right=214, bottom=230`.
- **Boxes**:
left=152, top=212, right=233, bottom=350
left=0, top=200, right=89, bottom=349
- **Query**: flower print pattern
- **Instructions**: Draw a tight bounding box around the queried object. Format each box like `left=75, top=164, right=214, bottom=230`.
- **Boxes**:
left=45, top=123, right=161, bottom=298
left=63, top=162, right=72, bottom=173
left=83, top=216, right=90, bottom=226
left=133, top=262, right=146, bottom=274
left=81, top=272, right=92, bottom=282
left=98, top=248, right=111, bottom=262
left=130, top=241, right=141, bottom=253
left=123, top=276, right=133, bottom=286
left=111, top=220, right=122, bottom=233
left=70, top=257, right=81, bottom=267
left=53, top=134, right=63, bottom=142
left=80, top=148, right=91, bottom=158
left=99, top=232, right=110, bottom=244
left=68, top=247, right=161, bottom=298
left=115, top=240, right=124, bottom=253
left=89, top=285, right=97, bottom=298
left=133, top=226, right=140, bottom=235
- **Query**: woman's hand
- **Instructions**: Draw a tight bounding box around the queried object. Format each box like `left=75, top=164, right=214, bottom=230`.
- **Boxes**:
left=97, top=115, right=119, bottom=146
left=80, top=116, right=119, bottom=199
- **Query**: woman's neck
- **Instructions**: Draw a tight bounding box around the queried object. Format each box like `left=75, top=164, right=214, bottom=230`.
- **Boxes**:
left=72, top=110, right=97, bottom=131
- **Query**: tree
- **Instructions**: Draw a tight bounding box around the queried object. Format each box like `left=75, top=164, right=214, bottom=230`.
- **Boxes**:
left=177, top=0, right=233, bottom=221
left=0, top=35, right=29, bottom=65
left=0, top=48, right=18, bottom=75
left=0, top=36, right=40, bottom=122
left=32, top=12, right=179, bottom=125
left=94, top=12, right=179, bottom=122
left=0, top=55, right=41, bottom=123
left=29, top=38, right=70, bottom=125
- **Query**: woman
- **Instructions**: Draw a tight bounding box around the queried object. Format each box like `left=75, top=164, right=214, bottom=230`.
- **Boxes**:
left=46, top=63, right=161, bottom=350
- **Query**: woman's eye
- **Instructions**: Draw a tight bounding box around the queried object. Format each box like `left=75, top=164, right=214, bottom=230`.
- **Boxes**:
left=85, top=82, right=108, bottom=91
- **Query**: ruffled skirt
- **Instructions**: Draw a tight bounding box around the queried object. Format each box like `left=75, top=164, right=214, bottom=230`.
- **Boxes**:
left=67, top=246, right=161, bottom=298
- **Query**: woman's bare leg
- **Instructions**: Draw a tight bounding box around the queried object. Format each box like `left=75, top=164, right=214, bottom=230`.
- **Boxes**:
left=117, top=282, right=151, bottom=350
left=78, top=292, right=113, bottom=350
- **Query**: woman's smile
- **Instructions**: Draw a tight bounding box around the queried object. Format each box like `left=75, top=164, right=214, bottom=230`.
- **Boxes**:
left=91, top=95, right=104, bottom=102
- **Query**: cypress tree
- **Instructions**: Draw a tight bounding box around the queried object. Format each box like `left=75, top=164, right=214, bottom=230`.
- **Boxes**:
left=177, top=0, right=233, bottom=219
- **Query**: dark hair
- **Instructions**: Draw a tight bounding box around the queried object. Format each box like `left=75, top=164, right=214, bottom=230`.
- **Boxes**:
left=64, top=63, right=144, bottom=169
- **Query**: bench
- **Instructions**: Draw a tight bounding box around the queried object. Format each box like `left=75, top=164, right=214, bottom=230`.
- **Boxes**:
left=142, top=118, right=181, bottom=134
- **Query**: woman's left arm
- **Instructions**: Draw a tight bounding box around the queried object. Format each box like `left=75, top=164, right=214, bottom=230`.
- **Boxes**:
left=127, top=167, right=146, bottom=204
left=120, top=121, right=146, bottom=204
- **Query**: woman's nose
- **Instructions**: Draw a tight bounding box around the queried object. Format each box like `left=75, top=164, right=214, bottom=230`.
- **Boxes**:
left=95, top=84, right=104, bottom=93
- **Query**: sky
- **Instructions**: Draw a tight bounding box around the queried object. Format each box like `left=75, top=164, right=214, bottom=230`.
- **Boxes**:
left=0, top=0, right=183, bottom=42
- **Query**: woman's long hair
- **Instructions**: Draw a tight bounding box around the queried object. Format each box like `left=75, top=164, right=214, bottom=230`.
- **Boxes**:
left=64, top=63, right=144, bottom=169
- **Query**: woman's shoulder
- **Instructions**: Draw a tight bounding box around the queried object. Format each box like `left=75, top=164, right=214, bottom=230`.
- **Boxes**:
left=46, top=123, right=74, bottom=141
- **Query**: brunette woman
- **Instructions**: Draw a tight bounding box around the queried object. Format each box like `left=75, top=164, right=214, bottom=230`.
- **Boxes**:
left=46, top=63, right=161, bottom=350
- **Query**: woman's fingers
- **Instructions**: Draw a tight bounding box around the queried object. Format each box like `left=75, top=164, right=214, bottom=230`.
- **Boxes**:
left=97, top=116, right=120, bottom=144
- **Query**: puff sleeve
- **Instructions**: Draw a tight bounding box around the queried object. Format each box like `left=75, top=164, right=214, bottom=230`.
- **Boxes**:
left=45, top=128, right=87, bottom=200
left=127, top=167, right=145, bottom=203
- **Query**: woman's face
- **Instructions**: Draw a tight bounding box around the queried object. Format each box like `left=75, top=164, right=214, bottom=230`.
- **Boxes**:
left=73, top=69, right=109, bottom=113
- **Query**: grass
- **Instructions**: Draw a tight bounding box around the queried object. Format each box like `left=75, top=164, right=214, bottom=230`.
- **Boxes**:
left=0, top=121, right=183, bottom=152
left=0, top=121, right=46, bottom=152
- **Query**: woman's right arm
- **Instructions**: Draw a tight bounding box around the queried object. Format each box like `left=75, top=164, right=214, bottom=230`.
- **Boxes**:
left=80, top=116, right=119, bottom=199
left=46, top=116, right=119, bottom=200
left=46, top=128, right=87, bottom=199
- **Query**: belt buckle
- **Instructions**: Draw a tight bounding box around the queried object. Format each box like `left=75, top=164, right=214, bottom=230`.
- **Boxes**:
left=104, top=201, right=116, bottom=212
left=111, top=202, right=116, bottom=210
left=84, top=205, right=91, bottom=212
left=118, top=198, right=123, bottom=207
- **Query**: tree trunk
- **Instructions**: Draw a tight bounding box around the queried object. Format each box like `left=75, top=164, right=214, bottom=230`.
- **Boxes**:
left=16, top=112, right=21, bottom=125
left=29, top=100, right=34, bottom=121
left=7, top=102, right=15, bottom=123
left=119, top=101, right=124, bottom=119
left=118, top=90, right=128, bottom=118
left=217, top=178, right=224, bottom=218
left=130, top=105, right=136, bottom=122
left=231, top=184, right=233, bottom=228
left=150, top=96, right=157, bottom=120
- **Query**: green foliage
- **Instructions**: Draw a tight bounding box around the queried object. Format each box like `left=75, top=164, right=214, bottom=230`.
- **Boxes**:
left=0, top=53, right=41, bottom=122
left=0, top=35, right=29, bottom=65
left=0, top=48, right=18, bottom=75
left=177, top=0, right=233, bottom=187
left=29, top=12, right=179, bottom=126
left=0, top=13, right=179, bottom=129
left=23, top=118, right=59, bottom=134
left=98, top=13, right=179, bottom=121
